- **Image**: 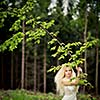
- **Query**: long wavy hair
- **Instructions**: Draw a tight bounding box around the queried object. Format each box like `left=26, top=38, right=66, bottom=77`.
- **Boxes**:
left=54, top=65, right=76, bottom=95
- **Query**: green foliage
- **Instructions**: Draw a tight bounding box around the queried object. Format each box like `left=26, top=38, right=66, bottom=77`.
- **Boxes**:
left=78, top=73, right=93, bottom=88
left=9, top=19, right=22, bottom=31
left=26, top=18, right=54, bottom=44
left=69, top=39, right=98, bottom=62
left=0, top=1, right=8, bottom=28
left=47, top=65, right=61, bottom=73
left=0, top=89, right=61, bottom=100
left=0, top=0, right=54, bottom=52
left=77, top=93, right=97, bottom=100
left=0, top=90, right=99, bottom=100
left=0, top=32, right=24, bottom=51
left=50, top=41, right=81, bottom=59
left=0, top=18, right=54, bottom=51
left=49, top=38, right=98, bottom=67
left=48, top=35, right=98, bottom=88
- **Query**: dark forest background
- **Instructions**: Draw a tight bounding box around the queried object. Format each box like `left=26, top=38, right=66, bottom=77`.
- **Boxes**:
left=0, top=0, right=100, bottom=96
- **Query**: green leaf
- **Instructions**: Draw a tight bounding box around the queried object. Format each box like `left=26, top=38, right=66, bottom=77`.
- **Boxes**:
left=51, top=46, right=56, bottom=51
left=58, top=55, right=64, bottom=60
left=52, top=52, right=58, bottom=57
left=48, top=38, right=57, bottom=45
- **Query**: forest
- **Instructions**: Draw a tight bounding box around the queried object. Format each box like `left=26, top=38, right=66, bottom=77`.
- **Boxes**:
left=0, top=0, right=100, bottom=100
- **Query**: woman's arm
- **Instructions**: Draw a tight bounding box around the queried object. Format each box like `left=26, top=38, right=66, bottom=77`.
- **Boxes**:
left=61, top=78, right=79, bottom=86
left=62, top=67, right=82, bottom=86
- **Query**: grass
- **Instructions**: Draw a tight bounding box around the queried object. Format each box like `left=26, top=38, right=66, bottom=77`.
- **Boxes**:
left=0, top=89, right=100, bottom=100
left=0, top=89, right=61, bottom=100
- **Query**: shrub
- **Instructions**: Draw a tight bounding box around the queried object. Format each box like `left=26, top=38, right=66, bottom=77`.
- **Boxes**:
left=0, top=89, right=99, bottom=100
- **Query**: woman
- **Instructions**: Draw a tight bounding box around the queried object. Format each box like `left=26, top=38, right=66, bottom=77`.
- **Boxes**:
left=54, top=65, right=82, bottom=100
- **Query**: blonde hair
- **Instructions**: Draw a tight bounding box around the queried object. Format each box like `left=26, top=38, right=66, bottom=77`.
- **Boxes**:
left=54, top=65, right=76, bottom=95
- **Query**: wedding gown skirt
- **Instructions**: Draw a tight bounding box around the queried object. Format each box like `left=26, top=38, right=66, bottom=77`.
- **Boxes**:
left=62, top=86, right=78, bottom=100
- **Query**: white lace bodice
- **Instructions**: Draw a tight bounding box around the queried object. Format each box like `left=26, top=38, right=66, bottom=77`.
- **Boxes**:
left=64, top=86, right=77, bottom=95
left=62, top=86, right=78, bottom=100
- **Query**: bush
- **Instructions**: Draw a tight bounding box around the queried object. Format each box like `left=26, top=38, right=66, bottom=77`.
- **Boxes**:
left=0, top=89, right=99, bottom=100
left=77, top=93, right=97, bottom=100
left=0, top=89, right=62, bottom=100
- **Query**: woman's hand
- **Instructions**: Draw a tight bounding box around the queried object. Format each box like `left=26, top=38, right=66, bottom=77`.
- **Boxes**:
left=76, top=67, right=82, bottom=72
left=76, top=67, right=82, bottom=77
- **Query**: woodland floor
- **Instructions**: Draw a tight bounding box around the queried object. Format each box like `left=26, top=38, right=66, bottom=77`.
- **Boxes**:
left=0, top=89, right=100, bottom=100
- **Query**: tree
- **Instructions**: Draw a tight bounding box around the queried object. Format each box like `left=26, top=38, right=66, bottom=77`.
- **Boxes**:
left=95, top=0, right=99, bottom=95
left=43, top=37, right=47, bottom=93
left=0, top=0, right=54, bottom=91
left=83, top=0, right=88, bottom=92
left=48, top=0, right=100, bottom=94
left=33, top=44, right=37, bottom=93
left=0, top=0, right=100, bottom=94
left=11, top=52, right=14, bottom=89
left=21, top=20, right=25, bottom=89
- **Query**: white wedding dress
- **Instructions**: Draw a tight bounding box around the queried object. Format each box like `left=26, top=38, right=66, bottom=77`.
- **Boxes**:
left=62, top=86, right=78, bottom=100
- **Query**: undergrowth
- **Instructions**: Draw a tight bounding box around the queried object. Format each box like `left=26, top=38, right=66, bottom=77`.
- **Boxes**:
left=0, top=89, right=99, bottom=100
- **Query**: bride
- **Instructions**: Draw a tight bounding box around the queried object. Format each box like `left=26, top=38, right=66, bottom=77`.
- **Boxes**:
left=54, top=64, right=82, bottom=100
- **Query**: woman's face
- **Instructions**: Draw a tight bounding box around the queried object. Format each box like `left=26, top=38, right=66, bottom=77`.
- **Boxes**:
left=64, top=67, right=72, bottom=78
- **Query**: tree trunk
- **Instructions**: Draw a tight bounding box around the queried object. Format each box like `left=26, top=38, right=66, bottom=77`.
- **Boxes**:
left=1, top=53, right=4, bottom=89
left=11, top=52, right=14, bottom=89
left=43, top=38, right=47, bottom=93
left=34, top=44, right=37, bottom=94
left=84, top=8, right=88, bottom=74
left=95, top=38, right=98, bottom=95
left=37, top=61, right=41, bottom=91
left=15, top=52, right=18, bottom=88
left=83, top=5, right=88, bottom=93
left=25, top=50, right=28, bottom=89
left=21, top=20, right=25, bottom=89
left=95, top=0, right=99, bottom=94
